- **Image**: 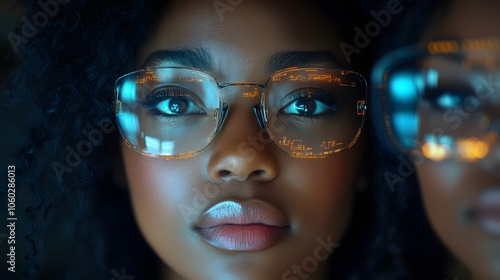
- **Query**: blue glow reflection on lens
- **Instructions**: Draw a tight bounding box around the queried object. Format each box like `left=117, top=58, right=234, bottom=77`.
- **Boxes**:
left=393, top=112, right=419, bottom=149
left=121, top=80, right=137, bottom=102
left=439, top=135, right=454, bottom=148
left=145, top=135, right=160, bottom=153
left=160, top=141, right=175, bottom=155
left=389, top=72, right=418, bottom=103
left=119, top=111, right=139, bottom=140
left=144, top=135, right=175, bottom=155
left=424, top=134, right=454, bottom=147
left=437, top=93, right=460, bottom=109
left=426, top=68, right=439, bottom=88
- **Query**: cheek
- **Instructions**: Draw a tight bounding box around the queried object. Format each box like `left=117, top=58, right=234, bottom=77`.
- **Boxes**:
left=283, top=148, right=363, bottom=239
left=416, top=163, right=499, bottom=277
left=417, top=164, right=457, bottom=221
left=122, top=144, right=204, bottom=267
left=125, top=152, right=194, bottom=225
left=417, top=163, right=466, bottom=240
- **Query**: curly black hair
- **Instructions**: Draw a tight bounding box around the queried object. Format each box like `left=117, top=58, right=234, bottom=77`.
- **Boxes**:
left=329, top=0, right=453, bottom=279
left=354, top=0, right=454, bottom=279
left=0, top=0, right=449, bottom=279
left=2, top=0, right=165, bottom=279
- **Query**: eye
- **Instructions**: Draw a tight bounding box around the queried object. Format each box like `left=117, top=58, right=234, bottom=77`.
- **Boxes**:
left=424, top=88, right=475, bottom=110
left=156, top=96, right=203, bottom=115
left=282, top=99, right=332, bottom=116
left=435, top=92, right=461, bottom=109
left=140, top=86, right=206, bottom=119
left=279, top=87, right=338, bottom=117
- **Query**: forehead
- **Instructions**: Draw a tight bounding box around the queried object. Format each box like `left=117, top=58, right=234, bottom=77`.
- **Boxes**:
left=136, top=0, right=345, bottom=78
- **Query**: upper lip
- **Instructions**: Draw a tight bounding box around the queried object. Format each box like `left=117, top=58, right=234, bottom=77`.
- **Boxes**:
left=195, top=200, right=289, bottom=229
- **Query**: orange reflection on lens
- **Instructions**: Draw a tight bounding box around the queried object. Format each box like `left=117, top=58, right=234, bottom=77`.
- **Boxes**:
left=421, top=141, right=452, bottom=161
left=456, top=138, right=489, bottom=161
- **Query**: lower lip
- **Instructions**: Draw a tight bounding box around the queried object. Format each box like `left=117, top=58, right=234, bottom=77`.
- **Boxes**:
left=196, top=224, right=288, bottom=251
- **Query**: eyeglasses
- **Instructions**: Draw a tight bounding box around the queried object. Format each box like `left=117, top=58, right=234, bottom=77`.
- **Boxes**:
left=372, top=38, right=500, bottom=162
left=113, top=67, right=367, bottom=159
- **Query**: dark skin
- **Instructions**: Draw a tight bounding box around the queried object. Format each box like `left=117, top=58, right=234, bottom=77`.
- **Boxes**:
left=121, top=0, right=367, bottom=279
left=417, top=1, right=500, bottom=279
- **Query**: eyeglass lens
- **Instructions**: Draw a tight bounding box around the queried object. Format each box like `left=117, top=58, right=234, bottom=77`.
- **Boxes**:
left=115, top=67, right=367, bottom=159
left=383, top=53, right=500, bottom=161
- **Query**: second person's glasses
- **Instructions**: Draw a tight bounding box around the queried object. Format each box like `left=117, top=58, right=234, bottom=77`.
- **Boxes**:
left=372, top=38, right=500, bottom=162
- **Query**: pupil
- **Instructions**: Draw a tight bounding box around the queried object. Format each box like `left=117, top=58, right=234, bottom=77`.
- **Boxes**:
left=295, top=99, right=315, bottom=116
left=169, top=97, right=188, bottom=114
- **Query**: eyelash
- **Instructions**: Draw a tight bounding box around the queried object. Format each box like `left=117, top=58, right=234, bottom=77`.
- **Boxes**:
left=139, top=86, right=205, bottom=120
left=139, top=86, right=187, bottom=107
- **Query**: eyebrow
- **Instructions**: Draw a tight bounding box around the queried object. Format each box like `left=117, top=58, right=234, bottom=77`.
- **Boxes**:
left=266, top=51, right=342, bottom=74
left=142, top=48, right=215, bottom=72
left=142, top=48, right=342, bottom=76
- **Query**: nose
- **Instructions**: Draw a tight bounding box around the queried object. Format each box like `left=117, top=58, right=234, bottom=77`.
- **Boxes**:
left=208, top=146, right=279, bottom=182
left=207, top=86, right=279, bottom=183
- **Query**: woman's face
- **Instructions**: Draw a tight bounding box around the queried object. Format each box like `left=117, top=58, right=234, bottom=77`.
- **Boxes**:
left=416, top=1, right=500, bottom=279
left=121, top=0, right=366, bottom=279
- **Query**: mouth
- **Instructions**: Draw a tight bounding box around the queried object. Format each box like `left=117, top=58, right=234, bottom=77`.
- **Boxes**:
left=471, top=187, right=500, bottom=236
left=195, top=200, right=290, bottom=251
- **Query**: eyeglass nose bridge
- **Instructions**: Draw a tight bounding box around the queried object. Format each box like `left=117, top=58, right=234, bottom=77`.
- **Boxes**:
left=215, top=82, right=267, bottom=133
left=214, top=103, right=230, bottom=133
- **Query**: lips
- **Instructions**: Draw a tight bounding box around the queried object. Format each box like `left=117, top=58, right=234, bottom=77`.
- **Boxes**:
left=195, top=200, right=289, bottom=251
left=473, top=187, right=500, bottom=235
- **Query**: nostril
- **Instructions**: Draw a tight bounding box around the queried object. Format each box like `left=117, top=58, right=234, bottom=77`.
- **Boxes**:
left=218, top=170, right=231, bottom=177
left=216, top=169, right=266, bottom=180
left=251, top=170, right=266, bottom=177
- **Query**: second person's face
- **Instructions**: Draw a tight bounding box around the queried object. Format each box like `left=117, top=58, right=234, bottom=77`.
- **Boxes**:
left=417, top=1, right=500, bottom=279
